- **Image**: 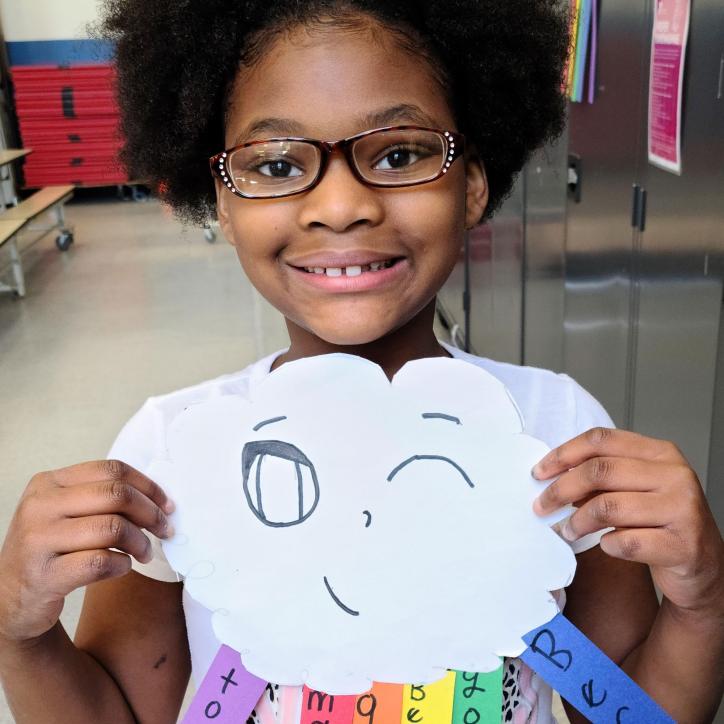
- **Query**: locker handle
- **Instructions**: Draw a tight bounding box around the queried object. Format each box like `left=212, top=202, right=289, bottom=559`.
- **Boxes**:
left=568, top=154, right=583, bottom=203
left=631, top=185, right=647, bottom=232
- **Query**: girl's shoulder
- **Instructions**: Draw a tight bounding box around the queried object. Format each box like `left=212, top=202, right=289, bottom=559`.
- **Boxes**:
left=107, top=350, right=281, bottom=471
left=443, top=344, right=615, bottom=449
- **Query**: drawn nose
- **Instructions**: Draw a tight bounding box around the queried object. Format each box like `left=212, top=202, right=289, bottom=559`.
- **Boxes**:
left=362, top=510, right=372, bottom=528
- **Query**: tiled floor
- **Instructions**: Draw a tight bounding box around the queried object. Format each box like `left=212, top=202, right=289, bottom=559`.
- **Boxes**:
left=0, top=196, right=569, bottom=723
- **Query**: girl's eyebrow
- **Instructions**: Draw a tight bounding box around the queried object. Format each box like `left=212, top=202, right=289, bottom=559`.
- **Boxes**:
left=232, top=103, right=440, bottom=145
left=253, top=416, right=288, bottom=431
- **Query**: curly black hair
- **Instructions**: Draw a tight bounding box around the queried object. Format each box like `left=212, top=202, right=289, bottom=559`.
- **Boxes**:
left=98, top=0, right=569, bottom=226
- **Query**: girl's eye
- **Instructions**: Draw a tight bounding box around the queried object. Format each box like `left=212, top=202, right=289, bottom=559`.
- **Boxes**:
left=242, top=440, right=320, bottom=528
left=256, top=159, right=304, bottom=178
left=373, top=145, right=430, bottom=171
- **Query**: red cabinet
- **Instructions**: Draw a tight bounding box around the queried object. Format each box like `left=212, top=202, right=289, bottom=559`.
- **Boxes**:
left=11, top=64, right=128, bottom=187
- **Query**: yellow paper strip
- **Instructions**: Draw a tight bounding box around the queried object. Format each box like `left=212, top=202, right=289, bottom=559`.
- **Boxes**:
left=401, top=672, right=456, bottom=724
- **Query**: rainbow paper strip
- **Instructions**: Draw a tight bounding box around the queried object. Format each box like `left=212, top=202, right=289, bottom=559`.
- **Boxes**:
left=181, top=644, right=266, bottom=723
left=521, top=614, right=675, bottom=722
left=572, top=0, right=593, bottom=102
left=352, top=683, right=403, bottom=724
left=401, top=671, right=456, bottom=723
left=451, top=664, right=503, bottom=724
left=184, top=613, right=676, bottom=723
left=300, top=687, right=357, bottom=724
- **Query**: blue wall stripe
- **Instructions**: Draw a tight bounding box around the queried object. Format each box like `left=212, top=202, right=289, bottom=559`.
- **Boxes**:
left=6, top=40, right=115, bottom=66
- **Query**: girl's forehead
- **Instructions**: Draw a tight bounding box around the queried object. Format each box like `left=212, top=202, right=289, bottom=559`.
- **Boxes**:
left=225, top=26, right=455, bottom=142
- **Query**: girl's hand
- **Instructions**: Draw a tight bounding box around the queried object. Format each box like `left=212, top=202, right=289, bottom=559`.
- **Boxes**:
left=0, top=461, right=174, bottom=643
left=533, top=428, right=724, bottom=613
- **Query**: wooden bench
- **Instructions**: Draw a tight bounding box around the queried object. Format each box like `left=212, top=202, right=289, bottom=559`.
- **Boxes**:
left=0, top=185, right=75, bottom=298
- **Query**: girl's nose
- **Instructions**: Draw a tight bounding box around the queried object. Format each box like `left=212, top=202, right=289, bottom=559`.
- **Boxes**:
left=297, top=155, right=385, bottom=233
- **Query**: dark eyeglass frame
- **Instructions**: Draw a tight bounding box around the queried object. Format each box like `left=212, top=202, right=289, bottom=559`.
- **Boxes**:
left=209, top=125, right=466, bottom=199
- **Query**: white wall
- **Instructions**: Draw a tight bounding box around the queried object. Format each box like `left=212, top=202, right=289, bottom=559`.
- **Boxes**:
left=0, top=0, right=101, bottom=41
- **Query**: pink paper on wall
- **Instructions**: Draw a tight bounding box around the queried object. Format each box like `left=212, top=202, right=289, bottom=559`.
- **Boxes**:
left=648, top=0, right=691, bottom=174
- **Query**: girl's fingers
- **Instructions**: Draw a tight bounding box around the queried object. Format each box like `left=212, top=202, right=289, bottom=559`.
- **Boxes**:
left=50, top=478, right=173, bottom=541
left=599, top=528, right=688, bottom=569
left=48, top=460, right=175, bottom=515
left=45, top=549, right=133, bottom=596
left=534, top=457, right=689, bottom=516
left=533, top=427, right=686, bottom=481
left=560, top=492, right=672, bottom=542
left=47, top=516, right=153, bottom=564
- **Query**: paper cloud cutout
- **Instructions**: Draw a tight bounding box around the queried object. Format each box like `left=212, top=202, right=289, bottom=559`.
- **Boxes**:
left=152, top=355, right=576, bottom=694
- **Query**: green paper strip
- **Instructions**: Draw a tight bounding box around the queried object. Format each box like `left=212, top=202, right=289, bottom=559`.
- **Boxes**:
left=452, top=664, right=503, bottom=724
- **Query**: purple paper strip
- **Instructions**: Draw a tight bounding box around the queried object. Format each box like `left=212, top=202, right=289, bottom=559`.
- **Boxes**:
left=588, top=0, right=598, bottom=104
left=182, top=645, right=267, bottom=724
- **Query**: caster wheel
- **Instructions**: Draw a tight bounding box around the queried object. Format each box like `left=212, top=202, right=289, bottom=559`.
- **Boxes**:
left=132, top=186, right=149, bottom=202
left=56, top=231, right=74, bottom=251
left=204, top=227, right=217, bottom=243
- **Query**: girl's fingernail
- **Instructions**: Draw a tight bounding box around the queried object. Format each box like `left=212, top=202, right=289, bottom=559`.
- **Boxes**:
left=163, top=524, right=175, bottom=539
left=532, top=464, right=544, bottom=479
left=560, top=522, right=577, bottom=541
left=533, top=497, right=544, bottom=515
left=164, top=499, right=176, bottom=514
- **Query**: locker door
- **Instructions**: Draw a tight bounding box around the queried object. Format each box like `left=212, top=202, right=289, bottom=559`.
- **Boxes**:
left=631, top=0, right=724, bottom=485
left=563, top=1, right=651, bottom=426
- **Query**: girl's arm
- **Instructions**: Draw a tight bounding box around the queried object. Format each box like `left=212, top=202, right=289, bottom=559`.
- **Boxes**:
left=0, top=573, right=189, bottom=724
left=0, top=461, right=187, bottom=723
left=536, top=428, right=724, bottom=723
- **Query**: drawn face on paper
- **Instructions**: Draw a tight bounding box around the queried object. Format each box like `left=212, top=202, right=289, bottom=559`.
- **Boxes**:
left=154, top=355, right=576, bottom=694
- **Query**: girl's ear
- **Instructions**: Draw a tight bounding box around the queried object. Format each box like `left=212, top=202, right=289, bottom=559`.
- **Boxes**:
left=464, top=155, right=489, bottom=229
left=214, top=179, right=238, bottom=246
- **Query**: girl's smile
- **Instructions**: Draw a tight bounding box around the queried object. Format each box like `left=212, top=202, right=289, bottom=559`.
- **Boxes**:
left=216, top=19, right=488, bottom=363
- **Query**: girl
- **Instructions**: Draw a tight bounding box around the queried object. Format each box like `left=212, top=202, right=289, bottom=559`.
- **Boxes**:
left=0, top=1, right=722, bottom=722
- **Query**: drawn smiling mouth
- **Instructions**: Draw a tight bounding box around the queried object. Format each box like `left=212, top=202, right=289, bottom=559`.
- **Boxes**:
left=323, top=576, right=360, bottom=617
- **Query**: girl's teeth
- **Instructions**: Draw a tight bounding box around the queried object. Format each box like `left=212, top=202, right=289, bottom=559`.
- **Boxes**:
left=303, top=261, right=396, bottom=275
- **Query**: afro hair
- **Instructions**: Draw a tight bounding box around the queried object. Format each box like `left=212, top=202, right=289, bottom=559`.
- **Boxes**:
left=98, top=0, right=569, bottom=225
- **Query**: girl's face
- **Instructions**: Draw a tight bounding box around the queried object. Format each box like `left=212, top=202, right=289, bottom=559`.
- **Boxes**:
left=217, top=22, right=488, bottom=347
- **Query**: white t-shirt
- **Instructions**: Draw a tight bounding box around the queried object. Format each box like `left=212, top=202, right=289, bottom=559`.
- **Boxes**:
left=108, top=345, right=614, bottom=722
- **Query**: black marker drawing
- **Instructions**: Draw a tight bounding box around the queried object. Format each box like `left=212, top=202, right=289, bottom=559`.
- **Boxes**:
left=581, top=679, right=607, bottom=708
left=529, top=629, right=573, bottom=672
left=323, top=575, right=360, bottom=617
left=387, top=455, right=474, bottom=488
left=616, top=706, right=630, bottom=722
left=253, top=416, right=288, bottom=432
left=242, top=440, right=320, bottom=527
left=422, top=412, right=462, bottom=425
left=363, top=510, right=372, bottom=528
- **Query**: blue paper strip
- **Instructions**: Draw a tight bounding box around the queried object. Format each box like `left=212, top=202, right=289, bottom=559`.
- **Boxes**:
left=521, top=614, right=675, bottom=723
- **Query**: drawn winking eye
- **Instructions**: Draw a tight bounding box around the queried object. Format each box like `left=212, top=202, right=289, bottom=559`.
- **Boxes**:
left=242, top=440, right=320, bottom=527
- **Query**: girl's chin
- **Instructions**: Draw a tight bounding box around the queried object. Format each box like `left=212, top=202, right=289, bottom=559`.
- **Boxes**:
left=306, top=325, right=399, bottom=347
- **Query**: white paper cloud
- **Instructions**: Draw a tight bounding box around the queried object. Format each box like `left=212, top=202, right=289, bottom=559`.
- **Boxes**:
left=152, top=355, right=576, bottom=694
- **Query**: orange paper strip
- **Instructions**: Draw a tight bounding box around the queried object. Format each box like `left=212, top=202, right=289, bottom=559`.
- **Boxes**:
left=352, top=683, right=404, bottom=724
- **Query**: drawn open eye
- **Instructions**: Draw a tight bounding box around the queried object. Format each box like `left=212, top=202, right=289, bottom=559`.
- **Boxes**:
left=242, top=440, right=320, bottom=527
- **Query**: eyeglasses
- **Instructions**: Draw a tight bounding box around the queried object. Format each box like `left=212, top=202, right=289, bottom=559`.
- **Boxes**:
left=209, top=125, right=465, bottom=199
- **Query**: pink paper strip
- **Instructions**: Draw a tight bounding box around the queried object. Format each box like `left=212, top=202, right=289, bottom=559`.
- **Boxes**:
left=182, top=645, right=267, bottom=724
left=300, top=686, right=356, bottom=724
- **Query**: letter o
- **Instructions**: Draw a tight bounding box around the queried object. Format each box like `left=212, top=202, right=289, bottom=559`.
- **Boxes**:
left=205, top=701, right=221, bottom=719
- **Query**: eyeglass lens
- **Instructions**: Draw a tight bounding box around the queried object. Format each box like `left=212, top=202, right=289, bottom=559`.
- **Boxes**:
left=226, top=128, right=447, bottom=197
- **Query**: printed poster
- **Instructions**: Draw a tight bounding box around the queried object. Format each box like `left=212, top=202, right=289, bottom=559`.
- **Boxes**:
left=648, top=0, right=691, bottom=174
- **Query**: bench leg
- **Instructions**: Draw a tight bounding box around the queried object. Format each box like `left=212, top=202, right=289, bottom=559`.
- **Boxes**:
left=53, top=202, right=67, bottom=229
left=8, top=238, right=26, bottom=298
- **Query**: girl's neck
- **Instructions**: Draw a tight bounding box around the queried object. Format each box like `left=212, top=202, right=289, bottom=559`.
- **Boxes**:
left=273, top=299, right=450, bottom=378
